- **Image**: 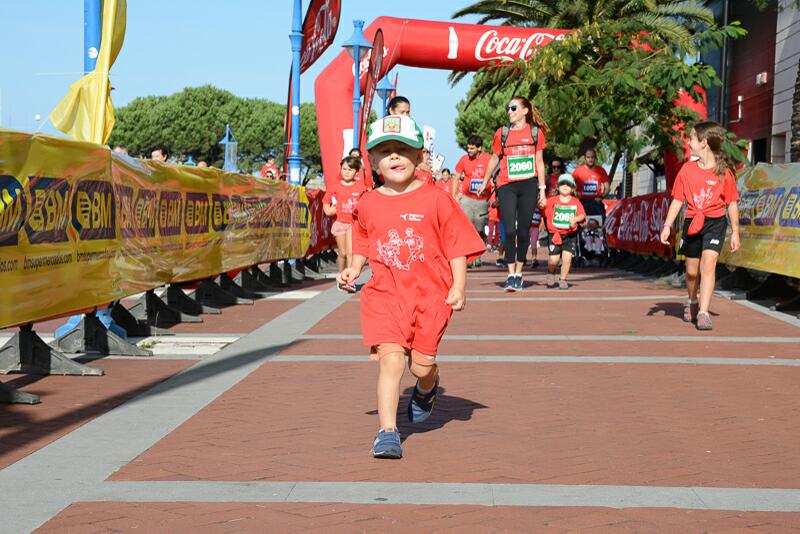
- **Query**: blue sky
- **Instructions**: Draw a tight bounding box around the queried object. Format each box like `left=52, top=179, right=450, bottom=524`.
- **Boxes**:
left=0, top=1, right=481, bottom=165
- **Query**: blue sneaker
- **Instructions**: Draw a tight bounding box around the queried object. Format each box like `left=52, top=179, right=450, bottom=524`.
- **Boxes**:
left=407, top=376, right=440, bottom=423
left=513, top=275, right=523, bottom=291
left=372, top=429, right=402, bottom=459
left=503, top=276, right=515, bottom=292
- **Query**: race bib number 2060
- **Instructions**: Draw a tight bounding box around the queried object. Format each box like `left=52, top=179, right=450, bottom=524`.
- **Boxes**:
left=506, top=155, right=536, bottom=181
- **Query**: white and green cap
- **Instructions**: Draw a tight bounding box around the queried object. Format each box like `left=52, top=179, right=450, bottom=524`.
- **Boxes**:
left=366, top=115, right=425, bottom=150
left=557, top=174, right=576, bottom=187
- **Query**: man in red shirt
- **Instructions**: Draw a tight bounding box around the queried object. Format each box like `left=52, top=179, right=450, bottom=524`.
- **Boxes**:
left=454, top=135, right=493, bottom=265
left=572, top=149, right=610, bottom=218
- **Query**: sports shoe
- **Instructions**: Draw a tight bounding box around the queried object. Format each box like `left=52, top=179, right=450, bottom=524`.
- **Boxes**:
left=683, top=302, right=699, bottom=323
left=407, top=376, right=440, bottom=423
left=696, top=312, right=713, bottom=331
left=558, top=279, right=569, bottom=290
left=372, top=428, right=402, bottom=459
left=513, top=275, right=523, bottom=291
left=495, top=258, right=507, bottom=267
left=546, top=273, right=557, bottom=288
left=503, top=276, right=515, bottom=292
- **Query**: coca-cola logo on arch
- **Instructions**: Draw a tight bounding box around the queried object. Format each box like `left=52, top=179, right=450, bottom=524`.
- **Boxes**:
left=475, top=30, right=565, bottom=62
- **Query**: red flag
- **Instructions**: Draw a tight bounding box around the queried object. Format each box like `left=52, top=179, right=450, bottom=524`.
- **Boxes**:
left=285, top=0, right=343, bottom=173
left=359, top=29, right=385, bottom=147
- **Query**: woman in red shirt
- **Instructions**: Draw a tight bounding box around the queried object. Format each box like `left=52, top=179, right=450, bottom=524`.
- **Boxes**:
left=478, top=96, right=548, bottom=291
left=660, top=121, right=741, bottom=331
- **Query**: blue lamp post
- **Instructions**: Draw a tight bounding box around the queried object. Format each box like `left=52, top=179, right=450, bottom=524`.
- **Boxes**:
left=219, top=124, right=239, bottom=172
left=342, top=20, right=372, bottom=150
left=376, top=73, right=396, bottom=118
left=83, top=0, right=101, bottom=73
left=287, top=0, right=303, bottom=185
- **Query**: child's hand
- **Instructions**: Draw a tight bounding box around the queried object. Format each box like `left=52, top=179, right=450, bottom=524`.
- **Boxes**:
left=569, top=215, right=576, bottom=227
left=659, top=225, right=671, bottom=245
left=445, top=287, right=466, bottom=311
left=730, top=231, right=740, bottom=253
left=337, top=267, right=360, bottom=290
left=538, top=197, right=547, bottom=209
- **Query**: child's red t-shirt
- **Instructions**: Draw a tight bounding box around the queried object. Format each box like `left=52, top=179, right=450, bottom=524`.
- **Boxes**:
left=572, top=164, right=609, bottom=200
left=544, top=195, right=586, bottom=236
left=326, top=179, right=367, bottom=224
left=671, top=161, right=739, bottom=218
left=455, top=152, right=493, bottom=200
left=491, top=125, right=547, bottom=189
left=352, top=184, right=486, bottom=354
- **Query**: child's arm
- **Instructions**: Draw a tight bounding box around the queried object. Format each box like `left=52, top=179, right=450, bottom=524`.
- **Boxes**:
left=445, top=256, right=468, bottom=311
left=728, top=201, right=741, bottom=252
left=570, top=212, right=586, bottom=228
left=322, top=202, right=337, bottom=217
left=659, top=198, right=684, bottom=245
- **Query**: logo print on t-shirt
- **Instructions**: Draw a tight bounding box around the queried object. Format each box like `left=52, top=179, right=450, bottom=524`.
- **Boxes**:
left=693, top=188, right=713, bottom=210
left=376, top=228, right=425, bottom=270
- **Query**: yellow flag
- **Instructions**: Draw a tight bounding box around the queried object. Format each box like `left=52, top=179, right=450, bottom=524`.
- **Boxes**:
left=50, top=0, right=126, bottom=144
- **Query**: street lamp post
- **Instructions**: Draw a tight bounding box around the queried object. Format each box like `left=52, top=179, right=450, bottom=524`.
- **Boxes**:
left=83, top=0, right=101, bottom=73
left=342, top=20, right=372, bottom=150
left=376, top=73, right=396, bottom=118
left=286, top=0, right=303, bottom=185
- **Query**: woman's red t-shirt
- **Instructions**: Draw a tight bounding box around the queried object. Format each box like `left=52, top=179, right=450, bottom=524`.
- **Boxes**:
left=326, top=179, right=367, bottom=224
left=491, top=125, right=547, bottom=189
left=671, top=161, right=739, bottom=218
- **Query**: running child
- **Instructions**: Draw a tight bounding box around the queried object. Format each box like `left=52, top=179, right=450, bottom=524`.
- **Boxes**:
left=487, top=190, right=501, bottom=252
left=660, top=121, right=740, bottom=331
left=337, top=115, right=485, bottom=459
left=543, top=175, right=586, bottom=289
left=323, top=156, right=367, bottom=274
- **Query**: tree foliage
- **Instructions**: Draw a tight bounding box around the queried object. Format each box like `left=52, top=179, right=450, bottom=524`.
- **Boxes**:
left=454, top=19, right=747, bottom=178
left=109, top=85, right=320, bottom=174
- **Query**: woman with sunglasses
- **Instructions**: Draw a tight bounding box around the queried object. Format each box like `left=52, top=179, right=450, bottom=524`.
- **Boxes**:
left=547, top=157, right=565, bottom=197
left=477, top=96, right=549, bottom=291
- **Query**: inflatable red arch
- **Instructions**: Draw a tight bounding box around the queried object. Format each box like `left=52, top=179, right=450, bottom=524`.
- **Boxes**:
left=314, top=17, right=705, bottom=190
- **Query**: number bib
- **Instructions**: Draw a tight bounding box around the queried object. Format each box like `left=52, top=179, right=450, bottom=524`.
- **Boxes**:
left=552, top=204, right=577, bottom=230
left=506, top=154, right=536, bottom=181
left=469, top=178, right=483, bottom=194
left=582, top=181, right=599, bottom=196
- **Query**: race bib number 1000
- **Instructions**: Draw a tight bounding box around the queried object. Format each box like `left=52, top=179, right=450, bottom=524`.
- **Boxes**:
left=506, top=155, right=536, bottom=181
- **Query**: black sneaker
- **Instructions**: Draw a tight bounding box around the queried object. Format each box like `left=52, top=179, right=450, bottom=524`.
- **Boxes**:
left=503, top=276, right=515, bottom=292
left=407, top=376, right=440, bottom=423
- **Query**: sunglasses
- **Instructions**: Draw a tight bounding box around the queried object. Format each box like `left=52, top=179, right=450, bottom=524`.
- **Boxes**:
left=506, top=105, right=518, bottom=112
left=551, top=164, right=562, bottom=168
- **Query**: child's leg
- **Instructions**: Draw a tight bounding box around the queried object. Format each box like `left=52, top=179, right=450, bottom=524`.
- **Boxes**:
left=685, top=257, right=700, bottom=302
left=334, top=233, right=347, bottom=272
left=409, top=356, right=438, bottom=391
left=560, top=251, right=573, bottom=280
left=344, top=227, right=354, bottom=269
left=374, top=344, right=407, bottom=430
left=698, top=250, right=719, bottom=313
left=548, top=254, right=559, bottom=273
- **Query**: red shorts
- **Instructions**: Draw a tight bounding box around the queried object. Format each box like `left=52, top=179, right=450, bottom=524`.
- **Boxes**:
left=360, top=283, right=452, bottom=358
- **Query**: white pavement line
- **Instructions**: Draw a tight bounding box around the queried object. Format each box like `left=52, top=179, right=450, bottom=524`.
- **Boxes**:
left=0, top=335, right=241, bottom=358
left=91, top=481, right=800, bottom=513
left=268, top=355, right=800, bottom=366
left=301, top=334, right=800, bottom=343
left=0, top=285, right=353, bottom=534
left=266, top=290, right=323, bottom=300
left=468, top=295, right=684, bottom=302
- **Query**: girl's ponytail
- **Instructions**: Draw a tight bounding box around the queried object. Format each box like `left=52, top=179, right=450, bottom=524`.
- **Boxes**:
left=692, top=121, right=735, bottom=179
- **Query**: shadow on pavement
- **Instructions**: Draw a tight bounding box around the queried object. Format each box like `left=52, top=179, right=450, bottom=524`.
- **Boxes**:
left=396, top=386, right=487, bottom=442
left=646, top=302, right=719, bottom=320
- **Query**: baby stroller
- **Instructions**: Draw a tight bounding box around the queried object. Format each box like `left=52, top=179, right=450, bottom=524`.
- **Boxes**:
left=575, top=215, right=609, bottom=267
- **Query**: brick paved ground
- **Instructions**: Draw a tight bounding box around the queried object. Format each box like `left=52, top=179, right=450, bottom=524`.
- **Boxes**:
left=2, top=261, right=799, bottom=532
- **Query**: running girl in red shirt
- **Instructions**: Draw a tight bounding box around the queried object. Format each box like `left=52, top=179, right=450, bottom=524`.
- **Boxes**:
left=323, top=156, right=368, bottom=273
left=543, top=175, right=586, bottom=289
left=338, top=115, right=485, bottom=459
left=660, top=121, right=741, bottom=331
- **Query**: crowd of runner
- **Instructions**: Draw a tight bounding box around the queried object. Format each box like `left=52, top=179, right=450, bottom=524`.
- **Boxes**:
left=323, top=96, right=741, bottom=458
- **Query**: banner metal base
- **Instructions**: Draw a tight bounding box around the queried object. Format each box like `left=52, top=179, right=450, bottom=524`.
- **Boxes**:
left=110, top=303, right=173, bottom=337
left=0, top=381, right=40, bottom=404
left=53, top=313, right=152, bottom=358
left=129, top=290, right=203, bottom=326
left=218, top=273, right=262, bottom=300
left=166, top=286, right=221, bottom=315
left=233, top=269, right=276, bottom=296
left=1, top=324, right=106, bottom=375
left=195, top=279, right=253, bottom=307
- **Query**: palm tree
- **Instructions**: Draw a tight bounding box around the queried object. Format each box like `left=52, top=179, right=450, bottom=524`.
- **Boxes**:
left=453, top=0, right=716, bottom=54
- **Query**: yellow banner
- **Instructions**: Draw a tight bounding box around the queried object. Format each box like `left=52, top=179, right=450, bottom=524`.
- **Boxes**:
left=0, top=130, right=310, bottom=328
left=719, top=163, right=800, bottom=278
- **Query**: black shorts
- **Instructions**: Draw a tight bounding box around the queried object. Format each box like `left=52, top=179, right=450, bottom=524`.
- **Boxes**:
left=679, top=216, right=727, bottom=258
left=548, top=233, right=577, bottom=256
